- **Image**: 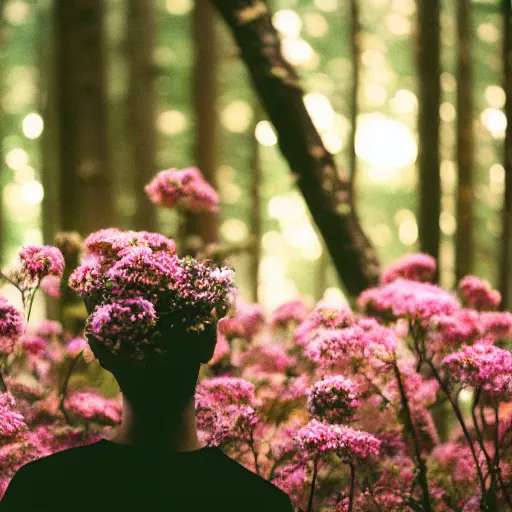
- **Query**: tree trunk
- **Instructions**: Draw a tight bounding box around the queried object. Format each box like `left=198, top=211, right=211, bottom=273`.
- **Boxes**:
left=250, top=109, right=262, bottom=303
left=349, top=0, right=360, bottom=188
left=501, top=0, right=512, bottom=310
left=127, top=0, right=157, bottom=232
left=40, top=3, right=61, bottom=245
left=417, top=0, right=441, bottom=278
left=455, top=0, right=474, bottom=282
left=0, top=1, right=5, bottom=266
left=185, top=0, right=219, bottom=249
left=54, top=0, right=114, bottom=235
left=210, top=0, right=380, bottom=296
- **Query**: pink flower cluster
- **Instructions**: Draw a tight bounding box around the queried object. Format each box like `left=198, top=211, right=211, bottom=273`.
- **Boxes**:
left=67, top=337, right=87, bottom=357
left=83, top=228, right=176, bottom=258
left=34, top=320, right=63, bottom=338
left=296, top=419, right=381, bottom=460
left=86, top=298, right=158, bottom=363
left=431, top=442, right=477, bottom=484
left=18, top=245, right=65, bottom=282
left=271, top=300, right=307, bottom=329
left=19, top=334, right=47, bottom=356
left=4, top=377, right=48, bottom=403
left=0, top=392, right=27, bottom=438
left=145, top=167, right=219, bottom=213
left=197, top=377, right=256, bottom=407
left=40, top=275, right=61, bottom=299
left=0, top=297, right=25, bottom=355
left=358, top=278, right=460, bottom=321
left=218, top=300, right=265, bottom=340
left=69, top=230, right=236, bottom=357
left=443, top=342, right=512, bottom=397
left=380, top=252, right=436, bottom=284
left=307, top=375, right=361, bottom=423
left=239, top=343, right=296, bottom=374
left=305, top=318, right=397, bottom=367
left=195, top=387, right=259, bottom=447
left=296, top=302, right=355, bottom=346
left=458, top=275, right=501, bottom=311
left=64, top=391, right=123, bottom=426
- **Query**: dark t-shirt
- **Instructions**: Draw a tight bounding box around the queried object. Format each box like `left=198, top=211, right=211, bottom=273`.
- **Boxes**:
left=1, top=440, right=294, bottom=511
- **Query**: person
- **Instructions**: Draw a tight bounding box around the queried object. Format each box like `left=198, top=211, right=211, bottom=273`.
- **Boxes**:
left=1, top=237, right=295, bottom=512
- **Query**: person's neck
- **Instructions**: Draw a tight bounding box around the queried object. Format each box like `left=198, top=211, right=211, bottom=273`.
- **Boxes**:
left=111, top=393, right=204, bottom=452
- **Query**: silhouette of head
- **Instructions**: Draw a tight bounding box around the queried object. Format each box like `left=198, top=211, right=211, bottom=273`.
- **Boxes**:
left=86, top=316, right=218, bottom=409
left=70, top=230, right=235, bottom=409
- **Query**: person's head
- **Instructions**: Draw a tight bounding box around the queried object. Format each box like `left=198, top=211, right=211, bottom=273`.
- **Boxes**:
left=85, top=309, right=218, bottom=410
left=69, top=229, right=236, bottom=412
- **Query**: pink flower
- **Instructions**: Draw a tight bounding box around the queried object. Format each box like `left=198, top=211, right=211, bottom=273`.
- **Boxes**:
left=431, top=442, right=477, bottom=484
left=296, top=419, right=381, bottom=460
left=429, top=309, right=481, bottom=349
left=34, top=320, right=63, bottom=338
left=68, top=260, right=105, bottom=297
left=208, top=330, right=231, bottom=366
left=145, top=167, right=219, bottom=213
left=67, top=337, right=87, bottom=357
left=40, top=275, right=61, bottom=299
left=305, top=319, right=397, bottom=367
left=459, top=275, right=501, bottom=311
left=105, top=246, right=178, bottom=296
left=381, top=253, right=436, bottom=284
left=479, top=311, right=512, bottom=341
left=19, top=334, right=47, bottom=356
left=295, top=302, right=355, bottom=346
left=197, top=376, right=256, bottom=407
left=307, top=375, right=361, bottom=423
left=0, top=392, right=27, bottom=438
left=358, top=278, right=460, bottom=321
left=18, top=245, right=65, bottom=281
left=0, top=297, right=25, bottom=354
left=84, top=228, right=176, bottom=258
left=442, top=341, right=512, bottom=397
left=4, top=377, right=48, bottom=403
left=219, top=300, right=265, bottom=340
left=240, top=343, right=296, bottom=373
left=271, top=300, right=308, bottom=329
left=86, top=298, right=158, bottom=363
left=64, top=391, right=122, bottom=426
left=271, top=465, right=309, bottom=508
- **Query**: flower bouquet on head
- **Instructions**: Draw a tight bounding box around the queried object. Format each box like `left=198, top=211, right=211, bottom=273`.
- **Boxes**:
left=68, top=228, right=236, bottom=369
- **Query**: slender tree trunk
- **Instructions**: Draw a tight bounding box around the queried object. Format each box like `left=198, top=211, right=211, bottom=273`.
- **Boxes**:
left=186, top=0, right=219, bottom=249
left=127, top=0, right=157, bottom=232
left=54, top=0, right=114, bottom=235
left=40, top=3, right=61, bottom=245
left=455, top=0, right=474, bottom=282
left=250, top=109, right=262, bottom=303
left=0, top=2, right=5, bottom=266
left=501, top=0, right=512, bottom=310
left=349, top=0, right=360, bottom=188
left=38, top=1, right=61, bottom=321
left=417, top=0, right=441, bottom=278
left=210, top=0, right=380, bottom=296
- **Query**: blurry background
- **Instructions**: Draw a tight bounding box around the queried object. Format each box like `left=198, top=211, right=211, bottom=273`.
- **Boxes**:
left=0, top=0, right=510, bottom=313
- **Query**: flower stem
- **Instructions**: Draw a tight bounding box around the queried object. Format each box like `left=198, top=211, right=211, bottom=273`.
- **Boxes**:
left=392, top=361, right=432, bottom=512
left=26, top=282, right=40, bottom=323
left=58, top=354, right=80, bottom=425
left=348, top=462, right=356, bottom=512
left=425, top=359, right=487, bottom=498
left=307, top=457, right=319, bottom=512
left=249, top=430, right=260, bottom=476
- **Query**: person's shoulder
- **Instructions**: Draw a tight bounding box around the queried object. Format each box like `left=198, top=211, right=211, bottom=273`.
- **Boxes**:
left=11, top=440, right=104, bottom=477
left=209, top=448, right=294, bottom=508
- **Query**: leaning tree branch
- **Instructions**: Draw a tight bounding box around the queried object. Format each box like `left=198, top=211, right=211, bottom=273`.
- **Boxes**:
left=210, top=0, right=380, bottom=295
